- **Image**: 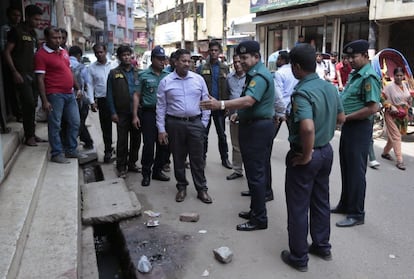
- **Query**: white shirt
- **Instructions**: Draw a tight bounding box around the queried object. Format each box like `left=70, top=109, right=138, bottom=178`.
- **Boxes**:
left=87, top=59, right=118, bottom=100
left=315, top=61, right=327, bottom=79
left=273, top=63, right=298, bottom=113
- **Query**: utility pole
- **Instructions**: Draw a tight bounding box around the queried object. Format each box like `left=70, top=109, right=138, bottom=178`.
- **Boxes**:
left=180, top=0, right=185, bottom=49
left=193, top=0, right=198, bottom=53
left=222, top=0, right=228, bottom=55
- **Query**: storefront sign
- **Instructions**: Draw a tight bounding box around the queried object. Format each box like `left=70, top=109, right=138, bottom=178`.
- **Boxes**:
left=250, top=0, right=327, bottom=13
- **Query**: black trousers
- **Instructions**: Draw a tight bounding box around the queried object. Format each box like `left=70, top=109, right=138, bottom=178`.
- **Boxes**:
left=239, top=119, right=275, bottom=224
left=97, top=97, right=113, bottom=154
left=140, top=109, right=169, bottom=176
left=167, top=116, right=207, bottom=192
left=204, top=110, right=229, bottom=161
left=14, top=73, right=36, bottom=139
left=116, top=112, right=141, bottom=172
left=78, top=99, right=93, bottom=147
left=338, top=119, right=372, bottom=219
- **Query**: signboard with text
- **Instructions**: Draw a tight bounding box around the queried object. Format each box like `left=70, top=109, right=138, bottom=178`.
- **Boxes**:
left=250, top=0, right=328, bottom=13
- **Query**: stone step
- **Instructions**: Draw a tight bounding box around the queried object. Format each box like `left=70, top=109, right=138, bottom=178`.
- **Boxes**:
left=0, top=144, right=48, bottom=279
left=16, top=158, right=80, bottom=279
left=0, top=122, right=24, bottom=183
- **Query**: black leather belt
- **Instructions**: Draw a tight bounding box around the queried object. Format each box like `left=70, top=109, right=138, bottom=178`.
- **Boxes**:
left=142, top=107, right=156, bottom=111
left=239, top=117, right=272, bottom=125
left=167, top=114, right=201, bottom=121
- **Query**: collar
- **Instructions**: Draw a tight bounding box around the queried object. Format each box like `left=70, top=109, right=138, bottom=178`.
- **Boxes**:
left=43, top=43, right=64, bottom=53
left=295, top=73, right=319, bottom=89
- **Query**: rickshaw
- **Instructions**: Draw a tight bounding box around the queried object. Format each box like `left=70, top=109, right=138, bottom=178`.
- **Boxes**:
left=371, top=48, right=414, bottom=136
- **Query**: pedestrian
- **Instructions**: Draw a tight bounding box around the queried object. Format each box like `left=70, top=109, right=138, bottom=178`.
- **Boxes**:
left=280, top=43, right=345, bottom=272
left=326, top=51, right=338, bottom=86
left=156, top=49, right=212, bottom=204
left=381, top=66, right=412, bottom=170
left=87, top=43, right=118, bottom=163
left=336, top=54, right=352, bottom=92
left=225, top=54, right=246, bottom=180
left=35, top=26, right=81, bottom=164
left=315, top=52, right=327, bottom=80
left=331, top=39, right=381, bottom=227
left=133, top=45, right=170, bottom=186
left=200, top=40, right=275, bottom=231
left=273, top=50, right=298, bottom=137
left=199, top=40, right=232, bottom=169
left=106, top=45, right=141, bottom=178
left=68, top=45, right=94, bottom=150
left=4, top=4, right=46, bottom=145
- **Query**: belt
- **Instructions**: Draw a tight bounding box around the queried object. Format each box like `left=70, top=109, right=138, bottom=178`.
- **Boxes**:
left=167, top=114, right=201, bottom=121
left=239, top=117, right=272, bottom=125
left=141, top=107, right=156, bottom=112
left=291, top=143, right=329, bottom=153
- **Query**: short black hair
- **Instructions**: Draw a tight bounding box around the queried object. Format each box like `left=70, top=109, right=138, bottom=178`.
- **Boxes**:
left=209, top=40, right=222, bottom=51
left=6, top=5, right=21, bottom=17
left=43, top=26, right=61, bottom=39
left=25, top=4, right=43, bottom=18
left=69, top=46, right=82, bottom=57
left=116, top=45, right=132, bottom=57
left=175, top=49, right=191, bottom=60
left=92, top=43, right=107, bottom=52
left=278, top=51, right=290, bottom=63
left=59, top=28, right=68, bottom=36
left=289, top=43, right=316, bottom=73
left=393, top=67, right=404, bottom=76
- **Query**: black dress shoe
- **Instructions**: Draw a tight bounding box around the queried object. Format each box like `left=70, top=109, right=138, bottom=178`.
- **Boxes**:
left=226, top=172, right=243, bottom=180
left=238, top=211, right=251, bottom=220
left=308, top=245, right=332, bottom=261
left=330, top=206, right=347, bottom=214
left=236, top=221, right=267, bottom=231
left=141, top=176, right=150, bottom=187
left=265, top=194, right=274, bottom=202
left=197, top=191, right=212, bottom=204
left=240, top=190, right=251, bottom=196
left=280, top=250, right=308, bottom=272
left=221, top=159, right=232, bottom=169
left=128, top=165, right=141, bottom=173
left=175, top=189, right=186, bottom=202
left=152, top=172, right=170, bottom=181
left=336, top=217, right=364, bottom=227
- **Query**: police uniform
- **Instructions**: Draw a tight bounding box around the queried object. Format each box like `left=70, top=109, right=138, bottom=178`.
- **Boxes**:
left=286, top=71, right=343, bottom=267
left=137, top=46, right=170, bottom=182
left=236, top=41, right=275, bottom=229
left=334, top=40, right=381, bottom=225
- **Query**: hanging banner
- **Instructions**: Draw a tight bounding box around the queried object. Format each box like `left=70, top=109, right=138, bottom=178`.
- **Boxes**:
left=250, top=0, right=328, bottom=13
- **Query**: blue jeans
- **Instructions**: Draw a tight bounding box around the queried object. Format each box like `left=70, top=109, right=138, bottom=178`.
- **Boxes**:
left=47, top=93, right=80, bottom=157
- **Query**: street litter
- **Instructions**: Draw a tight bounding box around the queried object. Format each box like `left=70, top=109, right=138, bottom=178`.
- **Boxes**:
left=389, top=254, right=396, bottom=259
left=137, top=255, right=152, bottom=273
left=146, top=219, right=160, bottom=227
left=198, top=230, right=207, bottom=234
left=213, top=246, right=233, bottom=263
left=144, top=210, right=161, bottom=217
left=201, top=269, right=209, bottom=277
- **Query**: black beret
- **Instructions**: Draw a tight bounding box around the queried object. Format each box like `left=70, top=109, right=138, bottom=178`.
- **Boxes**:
left=343, top=40, right=369, bottom=55
left=236, top=40, right=260, bottom=55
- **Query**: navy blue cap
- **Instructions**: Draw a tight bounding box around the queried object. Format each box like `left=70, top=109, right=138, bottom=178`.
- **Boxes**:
left=236, top=40, right=260, bottom=55
left=151, top=45, right=166, bottom=58
left=343, top=40, right=369, bottom=55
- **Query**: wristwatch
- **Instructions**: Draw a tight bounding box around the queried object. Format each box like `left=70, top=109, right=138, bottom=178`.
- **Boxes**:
left=220, top=100, right=225, bottom=110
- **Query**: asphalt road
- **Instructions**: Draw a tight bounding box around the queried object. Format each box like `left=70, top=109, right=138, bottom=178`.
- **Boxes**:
left=88, top=112, right=414, bottom=279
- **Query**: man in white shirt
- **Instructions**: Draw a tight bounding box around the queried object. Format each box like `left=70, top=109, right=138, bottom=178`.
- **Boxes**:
left=315, top=52, right=327, bottom=79
left=87, top=43, right=118, bottom=163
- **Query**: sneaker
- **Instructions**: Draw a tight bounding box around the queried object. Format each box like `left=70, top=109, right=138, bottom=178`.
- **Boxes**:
left=51, top=154, right=70, bottom=164
left=368, top=160, right=380, bottom=169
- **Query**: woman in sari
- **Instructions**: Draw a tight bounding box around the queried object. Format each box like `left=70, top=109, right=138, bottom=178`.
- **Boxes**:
left=381, top=67, right=413, bottom=170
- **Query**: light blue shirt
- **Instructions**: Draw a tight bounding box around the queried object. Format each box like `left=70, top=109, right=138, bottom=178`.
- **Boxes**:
left=274, top=63, right=298, bottom=113
left=156, top=70, right=211, bottom=133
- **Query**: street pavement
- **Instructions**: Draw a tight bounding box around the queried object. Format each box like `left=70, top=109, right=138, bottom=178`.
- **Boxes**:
left=87, top=112, right=414, bottom=279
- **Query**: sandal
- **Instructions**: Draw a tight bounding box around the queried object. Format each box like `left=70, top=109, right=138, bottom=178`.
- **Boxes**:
left=396, top=162, right=406, bottom=171
left=381, top=153, right=393, bottom=161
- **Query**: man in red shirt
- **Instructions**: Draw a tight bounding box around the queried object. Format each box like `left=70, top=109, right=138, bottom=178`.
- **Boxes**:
left=35, top=26, right=80, bottom=163
left=336, top=54, right=352, bottom=92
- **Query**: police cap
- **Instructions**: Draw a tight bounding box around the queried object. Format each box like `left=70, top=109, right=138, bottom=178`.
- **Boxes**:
left=151, top=45, right=166, bottom=58
left=343, top=40, right=369, bottom=55
left=236, top=40, right=260, bottom=55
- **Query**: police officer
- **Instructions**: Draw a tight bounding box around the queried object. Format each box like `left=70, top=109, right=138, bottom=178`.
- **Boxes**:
left=280, top=43, right=345, bottom=272
left=200, top=40, right=275, bottom=231
left=133, top=46, right=170, bottom=186
left=331, top=40, right=381, bottom=227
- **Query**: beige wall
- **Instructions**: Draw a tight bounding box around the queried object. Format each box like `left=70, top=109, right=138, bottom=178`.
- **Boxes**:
left=370, top=0, right=414, bottom=21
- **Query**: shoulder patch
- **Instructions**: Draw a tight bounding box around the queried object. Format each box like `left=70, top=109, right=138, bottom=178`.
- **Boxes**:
left=249, top=80, right=256, bottom=87
left=364, top=82, right=371, bottom=92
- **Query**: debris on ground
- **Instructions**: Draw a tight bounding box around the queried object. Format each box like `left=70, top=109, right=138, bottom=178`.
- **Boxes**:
left=213, top=246, right=233, bottom=263
left=137, top=255, right=152, bottom=273
left=179, top=212, right=200, bottom=222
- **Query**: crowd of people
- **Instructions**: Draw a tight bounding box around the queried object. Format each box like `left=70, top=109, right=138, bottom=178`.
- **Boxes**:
left=1, top=5, right=413, bottom=273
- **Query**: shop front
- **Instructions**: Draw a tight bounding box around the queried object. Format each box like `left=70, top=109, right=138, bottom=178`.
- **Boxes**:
left=251, top=0, right=369, bottom=65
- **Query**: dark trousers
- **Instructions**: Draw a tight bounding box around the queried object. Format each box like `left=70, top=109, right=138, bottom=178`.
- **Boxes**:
left=78, top=99, right=93, bottom=146
left=167, top=117, right=207, bottom=192
left=338, top=119, right=372, bottom=219
left=239, top=119, right=275, bottom=224
left=204, top=110, right=229, bottom=161
left=141, top=109, right=169, bottom=176
left=14, top=74, right=36, bottom=139
left=2, top=61, right=21, bottom=120
left=285, top=144, right=333, bottom=266
left=97, top=97, right=113, bottom=153
left=116, top=112, right=141, bottom=172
